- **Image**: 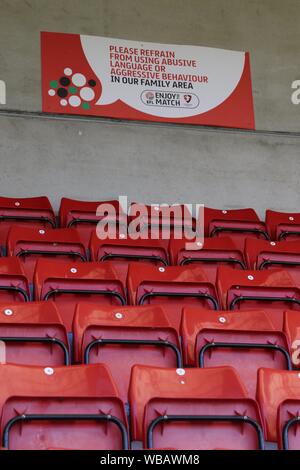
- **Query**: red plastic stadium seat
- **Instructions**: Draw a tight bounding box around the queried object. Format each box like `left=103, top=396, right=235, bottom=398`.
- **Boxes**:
left=0, top=364, right=128, bottom=450
left=7, top=226, right=88, bottom=281
left=90, top=233, right=169, bottom=284
left=283, top=310, right=300, bottom=369
left=266, top=209, right=300, bottom=241
left=73, top=304, right=182, bottom=402
left=169, top=236, right=245, bottom=281
left=127, top=263, right=219, bottom=329
left=34, top=259, right=126, bottom=331
left=129, top=365, right=264, bottom=450
left=128, top=203, right=196, bottom=239
left=0, top=257, right=30, bottom=303
left=257, top=368, right=300, bottom=448
left=0, top=301, right=69, bottom=365
left=181, top=308, right=291, bottom=397
left=59, top=197, right=127, bottom=245
left=245, top=238, right=300, bottom=274
left=278, top=399, right=300, bottom=450
left=217, top=266, right=300, bottom=329
left=0, top=196, right=56, bottom=248
left=204, top=207, right=268, bottom=251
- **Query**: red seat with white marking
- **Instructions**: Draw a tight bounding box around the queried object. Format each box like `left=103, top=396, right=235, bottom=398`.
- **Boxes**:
left=129, top=365, right=264, bottom=450
left=0, top=301, right=69, bottom=366
left=245, top=238, right=300, bottom=274
left=0, top=196, right=56, bottom=247
left=217, top=266, right=300, bottom=329
left=90, top=233, right=169, bottom=284
left=127, top=263, right=219, bottom=329
left=59, top=197, right=127, bottom=245
left=169, top=236, right=245, bottom=281
left=266, top=210, right=300, bottom=241
left=181, top=308, right=291, bottom=397
left=283, top=309, right=300, bottom=369
left=34, top=259, right=126, bottom=331
left=0, top=364, right=128, bottom=450
left=204, top=207, right=268, bottom=251
left=0, top=257, right=30, bottom=303
left=257, top=368, right=300, bottom=448
left=73, top=304, right=182, bottom=402
left=7, top=226, right=88, bottom=281
left=128, top=202, right=196, bottom=238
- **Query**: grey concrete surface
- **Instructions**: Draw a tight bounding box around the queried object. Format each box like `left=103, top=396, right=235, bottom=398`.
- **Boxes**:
left=0, top=113, right=299, bottom=215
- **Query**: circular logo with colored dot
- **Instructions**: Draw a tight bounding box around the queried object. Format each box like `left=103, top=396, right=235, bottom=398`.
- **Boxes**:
left=48, top=68, right=97, bottom=110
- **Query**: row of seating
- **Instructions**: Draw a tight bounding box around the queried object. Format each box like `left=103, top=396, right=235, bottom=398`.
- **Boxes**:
left=0, top=302, right=299, bottom=397
left=5, top=226, right=300, bottom=280
left=0, top=362, right=299, bottom=450
left=1, top=257, right=300, bottom=330
left=0, top=196, right=300, bottom=246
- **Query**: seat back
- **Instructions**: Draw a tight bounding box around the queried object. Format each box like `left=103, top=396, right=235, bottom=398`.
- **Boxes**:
left=266, top=210, right=300, bottom=241
left=217, top=266, right=300, bottom=329
left=73, top=304, right=181, bottom=402
left=204, top=207, right=268, bottom=251
left=257, top=368, right=300, bottom=443
left=129, top=365, right=264, bottom=450
left=7, top=226, right=88, bottom=281
left=34, top=259, right=126, bottom=331
left=59, top=197, right=127, bottom=245
left=128, top=203, right=196, bottom=239
left=127, top=263, right=219, bottom=329
left=0, top=301, right=69, bottom=366
left=90, top=232, right=169, bottom=275
left=170, top=236, right=245, bottom=281
left=283, top=310, right=300, bottom=369
left=0, top=196, right=56, bottom=248
left=278, top=399, right=300, bottom=449
left=181, top=308, right=291, bottom=398
left=0, top=364, right=127, bottom=450
left=0, top=257, right=30, bottom=303
left=245, top=238, right=300, bottom=274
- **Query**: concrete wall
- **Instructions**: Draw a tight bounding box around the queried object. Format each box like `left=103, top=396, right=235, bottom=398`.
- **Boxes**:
left=1, top=113, right=299, bottom=216
left=0, top=0, right=299, bottom=213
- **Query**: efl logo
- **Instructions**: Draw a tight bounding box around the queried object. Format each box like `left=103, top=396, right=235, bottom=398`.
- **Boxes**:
left=0, top=80, right=6, bottom=105
left=291, top=80, right=300, bottom=104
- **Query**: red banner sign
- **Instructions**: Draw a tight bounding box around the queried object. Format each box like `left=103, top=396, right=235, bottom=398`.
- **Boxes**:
left=41, top=32, right=255, bottom=129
